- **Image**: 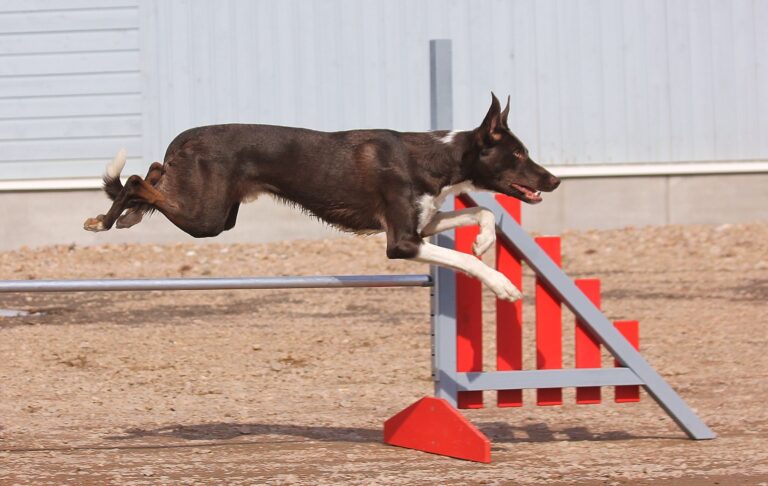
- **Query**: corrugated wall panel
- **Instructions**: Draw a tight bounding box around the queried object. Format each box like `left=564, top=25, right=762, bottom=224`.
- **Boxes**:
left=0, top=72, right=141, bottom=98
left=0, top=117, right=142, bottom=140
left=2, top=0, right=766, bottom=182
left=141, top=0, right=768, bottom=169
left=0, top=0, right=142, bottom=180
left=757, top=0, right=768, bottom=157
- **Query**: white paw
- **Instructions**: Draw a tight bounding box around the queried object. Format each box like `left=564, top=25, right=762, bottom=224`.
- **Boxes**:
left=472, top=230, right=496, bottom=256
left=83, top=215, right=106, bottom=232
left=485, top=270, right=522, bottom=302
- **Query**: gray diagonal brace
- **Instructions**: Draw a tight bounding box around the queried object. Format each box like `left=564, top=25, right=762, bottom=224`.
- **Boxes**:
left=467, top=192, right=715, bottom=440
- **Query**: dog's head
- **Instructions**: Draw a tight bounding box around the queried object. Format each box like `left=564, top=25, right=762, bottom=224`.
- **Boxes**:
left=467, top=93, right=560, bottom=204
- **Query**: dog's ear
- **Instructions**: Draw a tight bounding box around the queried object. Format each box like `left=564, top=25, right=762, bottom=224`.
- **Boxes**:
left=479, top=92, right=503, bottom=142
left=500, top=95, right=510, bottom=129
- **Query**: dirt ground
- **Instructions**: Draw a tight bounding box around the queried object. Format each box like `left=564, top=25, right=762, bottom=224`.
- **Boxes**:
left=0, top=222, right=767, bottom=485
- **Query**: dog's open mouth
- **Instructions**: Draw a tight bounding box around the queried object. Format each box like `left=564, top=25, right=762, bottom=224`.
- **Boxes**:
left=510, top=183, right=542, bottom=203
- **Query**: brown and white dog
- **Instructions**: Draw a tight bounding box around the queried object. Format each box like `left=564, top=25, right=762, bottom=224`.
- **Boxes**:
left=84, top=93, right=560, bottom=301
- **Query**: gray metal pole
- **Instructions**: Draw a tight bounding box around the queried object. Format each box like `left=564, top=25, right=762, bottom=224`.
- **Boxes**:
left=0, top=275, right=432, bottom=293
left=429, top=39, right=459, bottom=405
left=432, top=200, right=460, bottom=406
left=430, top=39, right=453, bottom=131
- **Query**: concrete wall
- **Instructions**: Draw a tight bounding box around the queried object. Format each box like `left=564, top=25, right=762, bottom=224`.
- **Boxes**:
left=0, top=190, right=343, bottom=251
left=2, top=174, right=766, bottom=250
left=522, top=173, right=768, bottom=234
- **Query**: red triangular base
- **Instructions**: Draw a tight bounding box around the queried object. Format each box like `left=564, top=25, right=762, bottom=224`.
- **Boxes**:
left=383, top=397, right=491, bottom=463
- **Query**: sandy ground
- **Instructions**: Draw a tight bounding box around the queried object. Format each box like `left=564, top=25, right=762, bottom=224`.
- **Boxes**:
left=0, top=222, right=767, bottom=485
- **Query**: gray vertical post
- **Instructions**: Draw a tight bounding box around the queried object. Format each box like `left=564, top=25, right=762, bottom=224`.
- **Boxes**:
left=431, top=200, right=459, bottom=406
left=430, top=39, right=453, bottom=131
left=429, top=39, right=458, bottom=405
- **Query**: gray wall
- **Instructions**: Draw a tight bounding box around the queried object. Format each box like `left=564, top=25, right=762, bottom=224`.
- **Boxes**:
left=141, top=0, right=768, bottom=166
left=1, top=0, right=767, bottom=181
left=0, top=0, right=144, bottom=179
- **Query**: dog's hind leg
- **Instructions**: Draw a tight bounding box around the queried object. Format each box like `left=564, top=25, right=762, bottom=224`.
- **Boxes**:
left=420, top=207, right=496, bottom=256
left=115, top=162, right=164, bottom=229
left=84, top=174, right=169, bottom=232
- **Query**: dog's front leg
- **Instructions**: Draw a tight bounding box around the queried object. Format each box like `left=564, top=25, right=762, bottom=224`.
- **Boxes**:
left=420, top=207, right=496, bottom=256
left=387, top=203, right=519, bottom=301
left=387, top=228, right=523, bottom=302
left=412, top=242, right=521, bottom=301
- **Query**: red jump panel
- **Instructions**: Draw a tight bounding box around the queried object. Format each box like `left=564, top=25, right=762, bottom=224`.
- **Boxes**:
left=575, top=279, right=602, bottom=404
left=535, top=236, right=563, bottom=406
left=614, top=320, right=641, bottom=402
left=454, top=197, right=483, bottom=409
left=495, top=194, right=523, bottom=407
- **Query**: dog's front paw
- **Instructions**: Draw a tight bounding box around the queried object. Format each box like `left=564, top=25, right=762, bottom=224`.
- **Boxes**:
left=485, top=270, right=522, bottom=302
left=472, top=230, right=496, bottom=256
left=83, top=215, right=106, bottom=232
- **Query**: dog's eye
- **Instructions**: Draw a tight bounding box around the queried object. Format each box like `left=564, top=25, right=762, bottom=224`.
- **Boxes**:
left=513, top=150, right=524, bottom=159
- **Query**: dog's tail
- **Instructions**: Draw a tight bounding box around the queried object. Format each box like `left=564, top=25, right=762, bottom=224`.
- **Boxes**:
left=103, top=148, right=127, bottom=201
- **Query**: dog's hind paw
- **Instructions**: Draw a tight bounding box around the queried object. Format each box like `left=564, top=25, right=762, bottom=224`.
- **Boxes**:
left=472, top=230, right=496, bottom=256
left=116, top=210, right=143, bottom=229
left=83, top=215, right=106, bottom=232
left=485, top=270, right=522, bottom=302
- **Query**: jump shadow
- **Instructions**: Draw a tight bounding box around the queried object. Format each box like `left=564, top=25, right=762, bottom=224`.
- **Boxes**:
left=106, top=420, right=668, bottom=447
left=477, top=421, right=675, bottom=443
left=106, top=422, right=381, bottom=444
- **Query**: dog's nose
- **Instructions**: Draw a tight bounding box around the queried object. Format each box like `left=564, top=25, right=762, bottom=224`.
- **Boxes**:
left=547, top=175, right=561, bottom=190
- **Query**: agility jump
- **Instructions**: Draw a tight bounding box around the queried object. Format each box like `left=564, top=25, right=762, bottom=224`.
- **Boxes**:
left=384, top=192, right=714, bottom=462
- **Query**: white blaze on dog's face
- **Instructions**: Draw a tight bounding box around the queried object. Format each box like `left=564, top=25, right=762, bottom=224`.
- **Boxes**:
left=470, top=94, right=561, bottom=204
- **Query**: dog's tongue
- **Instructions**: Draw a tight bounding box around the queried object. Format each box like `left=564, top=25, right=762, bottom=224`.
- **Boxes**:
left=511, top=183, right=542, bottom=203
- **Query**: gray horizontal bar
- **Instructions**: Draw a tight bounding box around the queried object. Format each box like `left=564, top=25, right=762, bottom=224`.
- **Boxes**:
left=455, top=368, right=644, bottom=392
left=0, top=274, right=433, bottom=293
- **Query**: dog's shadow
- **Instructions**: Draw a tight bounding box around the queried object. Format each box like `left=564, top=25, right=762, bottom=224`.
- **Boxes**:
left=106, top=421, right=659, bottom=446
left=106, top=422, right=380, bottom=444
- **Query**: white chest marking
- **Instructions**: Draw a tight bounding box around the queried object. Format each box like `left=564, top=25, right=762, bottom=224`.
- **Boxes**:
left=417, top=181, right=476, bottom=232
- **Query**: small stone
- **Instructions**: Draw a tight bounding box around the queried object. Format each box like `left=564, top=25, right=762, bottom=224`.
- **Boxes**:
left=270, top=361, right=283, bottom=371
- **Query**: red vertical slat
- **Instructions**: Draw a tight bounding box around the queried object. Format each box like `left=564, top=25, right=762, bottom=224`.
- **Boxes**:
left=495, top=194, right=523, bottom=407
left=614, top=320, right=641, bottom=402
left=575, top=279, right=602, bottom=404
left=455, top=197, right=484, bottom=409
left=535, top=236, right=563, bottom=406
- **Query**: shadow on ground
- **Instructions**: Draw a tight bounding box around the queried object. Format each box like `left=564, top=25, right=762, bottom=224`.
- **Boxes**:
left=103, top=421, right=669, bottom=446
left=477, top=421, right=674, bottom=443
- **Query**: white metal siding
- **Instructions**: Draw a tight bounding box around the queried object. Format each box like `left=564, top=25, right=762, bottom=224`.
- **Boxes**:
left=2, top=0, right=766, bottom=181
left=0, top=0, right=143, bottom=179
left=141, top=0, right=768, bottom=169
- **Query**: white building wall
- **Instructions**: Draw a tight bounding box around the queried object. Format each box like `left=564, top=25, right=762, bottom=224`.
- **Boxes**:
left=0, top=0, right=144, bottom=179
left=1, top=0, right=766, bottom=181
left=141, top=0, right=768, bottom=169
